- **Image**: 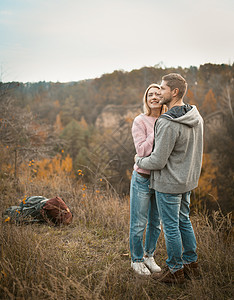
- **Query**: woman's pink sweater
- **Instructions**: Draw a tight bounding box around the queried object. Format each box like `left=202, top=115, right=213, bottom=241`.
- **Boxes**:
left=132, top=113, right=158, bottom=175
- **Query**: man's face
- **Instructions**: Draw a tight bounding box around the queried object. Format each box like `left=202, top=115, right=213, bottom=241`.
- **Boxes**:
left=158, top=80, right=172, bottom=106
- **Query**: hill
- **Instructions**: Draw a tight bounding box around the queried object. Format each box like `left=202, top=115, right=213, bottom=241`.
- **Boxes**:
left=0, top=63, right=233, bottom=212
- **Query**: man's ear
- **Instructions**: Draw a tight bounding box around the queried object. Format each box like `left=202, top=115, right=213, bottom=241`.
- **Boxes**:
left=172, top=88, right=179, bottom=97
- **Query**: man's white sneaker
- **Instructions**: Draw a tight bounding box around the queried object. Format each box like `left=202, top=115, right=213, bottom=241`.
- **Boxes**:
left=131, top=261, right=151, bottom=275
left=144, top=257, right=161, bottom=273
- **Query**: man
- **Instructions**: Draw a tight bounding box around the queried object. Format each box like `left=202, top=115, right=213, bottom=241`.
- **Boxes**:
left=135, top=73, right=203, bottom=283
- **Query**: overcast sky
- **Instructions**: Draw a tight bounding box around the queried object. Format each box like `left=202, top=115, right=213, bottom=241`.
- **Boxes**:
left=0, top=0, right=233, bottom=83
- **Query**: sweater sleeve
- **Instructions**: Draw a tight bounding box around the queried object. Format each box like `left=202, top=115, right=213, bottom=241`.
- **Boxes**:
left=132, top=116, right=155, bottom=157
left=136, top=119, right=178, bottom=170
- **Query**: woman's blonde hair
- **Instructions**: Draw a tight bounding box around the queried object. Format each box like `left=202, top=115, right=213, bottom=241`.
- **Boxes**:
left=143, top=83, right=167, bottom=116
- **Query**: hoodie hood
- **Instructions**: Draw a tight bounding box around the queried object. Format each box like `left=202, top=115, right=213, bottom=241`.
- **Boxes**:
left=161, top=104, right=202, bottom=128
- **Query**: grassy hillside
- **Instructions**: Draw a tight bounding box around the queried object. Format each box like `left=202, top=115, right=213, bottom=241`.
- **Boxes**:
left=0, top=172, right=233, bottom=300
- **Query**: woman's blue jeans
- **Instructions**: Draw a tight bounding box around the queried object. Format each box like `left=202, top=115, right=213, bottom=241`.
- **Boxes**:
left=155, top=191, right=197, bottom=272
left=129, top=170, right=161, bottom=262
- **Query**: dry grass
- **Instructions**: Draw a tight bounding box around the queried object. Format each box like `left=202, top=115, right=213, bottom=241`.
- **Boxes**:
left=0, top=174, right=233, bottom=300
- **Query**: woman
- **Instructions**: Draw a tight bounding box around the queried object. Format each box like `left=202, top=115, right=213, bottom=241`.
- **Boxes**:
left=130, top=83, right=166, bottom=275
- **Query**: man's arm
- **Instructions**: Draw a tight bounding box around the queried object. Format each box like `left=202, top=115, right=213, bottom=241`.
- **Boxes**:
left=135, top=119, right=178, bottom=170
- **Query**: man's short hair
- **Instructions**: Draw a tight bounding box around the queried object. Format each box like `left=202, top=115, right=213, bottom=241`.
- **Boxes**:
left=162, top=73, right=188, bottom=99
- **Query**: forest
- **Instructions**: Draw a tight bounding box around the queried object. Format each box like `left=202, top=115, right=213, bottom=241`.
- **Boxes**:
left=0, top=63, right=234, bottom=214
left=0, top=63, right=233, bottom=299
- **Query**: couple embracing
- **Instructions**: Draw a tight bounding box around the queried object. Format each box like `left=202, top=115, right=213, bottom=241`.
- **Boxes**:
left=129, top=73, right=203, bottom=284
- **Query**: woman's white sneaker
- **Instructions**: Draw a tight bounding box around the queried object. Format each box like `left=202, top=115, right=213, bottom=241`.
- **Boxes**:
left=144, top=257, right=161, bottom=273
left=131, top=261, right=151, bottom=275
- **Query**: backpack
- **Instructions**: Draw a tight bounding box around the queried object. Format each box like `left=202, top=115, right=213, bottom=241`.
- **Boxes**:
left=3, top=196, right=72, bottom=225
left=41, top=196, right=73, bottom=225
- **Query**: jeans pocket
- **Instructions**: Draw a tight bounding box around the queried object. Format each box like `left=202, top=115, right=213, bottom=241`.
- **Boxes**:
left=135, top=173, right=150, bottom=185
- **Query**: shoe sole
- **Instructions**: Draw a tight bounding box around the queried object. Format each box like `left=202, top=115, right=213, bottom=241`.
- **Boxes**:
left=131, top=267, right=151, bottom=276
left=132, top=270, right=151, bottom=276
left=144, top=263, right=161, bottom=273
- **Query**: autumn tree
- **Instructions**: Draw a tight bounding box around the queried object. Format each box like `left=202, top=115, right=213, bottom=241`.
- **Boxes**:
left=185, top=89, right=200, bottom=107
left=207, top=83, right=234, bottom=213
left=60, top=95, right=81, bottom=126
left=192, top=153, right=218, bottom=211
left=54, top=113, right=63, bottom=133
left=60, top=119, right=92, bottom=162
left=0, top=89, right=59, bottom=181
left=201, top=89, right=217, bottom=115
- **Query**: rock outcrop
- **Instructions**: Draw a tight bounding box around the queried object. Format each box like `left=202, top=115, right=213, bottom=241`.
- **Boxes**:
left=95, top=104, right=142, bottom=129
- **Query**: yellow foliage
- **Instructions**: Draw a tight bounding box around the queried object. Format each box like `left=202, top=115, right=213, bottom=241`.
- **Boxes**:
left=202, top=89, right=217, bottom=114
left=30, top=154, right=74, bottom=180
left=54, top=113, right=63, bottom=132
left=61, top=155, right=73, bottom=173
left=126, top=169, right=132, bottom=180
left=197, top=153, right=218, bottom=201
left=186, top=89, right=199, bottom=107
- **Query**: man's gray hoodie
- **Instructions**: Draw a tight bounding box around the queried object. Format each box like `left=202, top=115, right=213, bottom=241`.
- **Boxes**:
left=136, top=104, right=203, bottom=194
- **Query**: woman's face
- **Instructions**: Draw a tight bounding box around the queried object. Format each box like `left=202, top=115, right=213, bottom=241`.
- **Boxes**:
left=146, top=87, right=162, bottom=110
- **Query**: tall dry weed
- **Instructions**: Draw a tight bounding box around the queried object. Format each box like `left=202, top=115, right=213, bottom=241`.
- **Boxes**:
left=0, top=166, right=233, bottom=299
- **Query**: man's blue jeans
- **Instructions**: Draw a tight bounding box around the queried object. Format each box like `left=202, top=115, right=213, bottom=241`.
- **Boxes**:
left=129, top=171, right=161, bottom=262
left=155, top=191, right=197, bottom=272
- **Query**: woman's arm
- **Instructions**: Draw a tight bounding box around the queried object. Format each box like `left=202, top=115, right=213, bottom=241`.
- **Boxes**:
left=132, top=116, right=154, bottom=157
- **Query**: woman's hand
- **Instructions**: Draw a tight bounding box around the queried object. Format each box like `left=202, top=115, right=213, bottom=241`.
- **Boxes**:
left=134, top=154, right=139, bottom=163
